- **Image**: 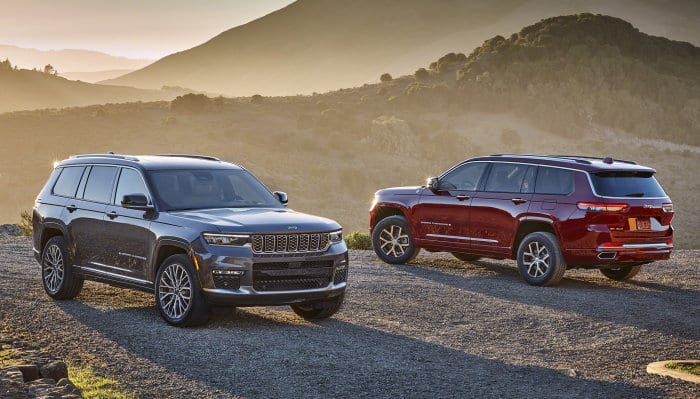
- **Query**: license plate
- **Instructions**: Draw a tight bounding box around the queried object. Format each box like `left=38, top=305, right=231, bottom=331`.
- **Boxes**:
left=636, top=218, right=651, bottom=230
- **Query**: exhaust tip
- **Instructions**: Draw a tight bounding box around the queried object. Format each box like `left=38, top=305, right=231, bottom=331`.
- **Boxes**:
left=598, top=252, right=617, bottom=260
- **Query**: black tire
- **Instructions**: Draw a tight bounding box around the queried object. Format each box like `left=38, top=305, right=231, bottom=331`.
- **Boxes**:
left=600, top=265, right=642, bottom=281
left=452, top=252, right=482, bottom=262
left=516, top=232, right=566, bottom=286
left=372, top=215, right=420, bottom=264
left=291, top=293, right=344, bottom=320
left=41, top=236, right=83, bottom=299
left=155, top=254, right=209, bottom=327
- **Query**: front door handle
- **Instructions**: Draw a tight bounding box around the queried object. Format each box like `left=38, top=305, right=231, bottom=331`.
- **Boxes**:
left=456, top=195, right=470, bottom=201
left=106, top=211, right=118, bottom=219
left=66, top=204, right=77, bottom=213
left=511, top=198, right=527, bottom=205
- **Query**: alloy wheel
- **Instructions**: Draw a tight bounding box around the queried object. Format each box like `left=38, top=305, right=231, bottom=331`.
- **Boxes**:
left=378, top=224, right=410, bottom=258
left=522, top=241, right=550, bottom=278
left=158, top=263, right=192, bottom=321
left=42, top=244, right=65, bottom=294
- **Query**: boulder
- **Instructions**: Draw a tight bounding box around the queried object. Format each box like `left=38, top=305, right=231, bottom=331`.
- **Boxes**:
left=39, top=361, right=68, bottom=381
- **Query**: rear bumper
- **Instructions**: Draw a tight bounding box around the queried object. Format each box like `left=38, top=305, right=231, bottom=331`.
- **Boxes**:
left=565, top=242, right=672, bottom=266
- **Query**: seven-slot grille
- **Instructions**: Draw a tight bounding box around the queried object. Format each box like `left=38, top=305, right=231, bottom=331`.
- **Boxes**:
left=251, top=232, right=330, bottom=255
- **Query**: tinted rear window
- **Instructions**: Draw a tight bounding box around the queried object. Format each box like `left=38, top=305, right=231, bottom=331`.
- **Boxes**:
left=535, top=167, right=574, bottom=195
left=83, top=166, right=118, bottom=203
left=52, top=167, right=85, bottom=197
left=591, top=171, right=666, bottom=197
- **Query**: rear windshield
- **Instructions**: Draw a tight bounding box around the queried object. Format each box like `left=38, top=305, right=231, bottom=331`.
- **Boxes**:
left=591, top=171, right=666, bottom=197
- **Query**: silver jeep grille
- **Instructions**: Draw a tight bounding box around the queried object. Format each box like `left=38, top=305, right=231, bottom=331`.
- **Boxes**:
left=251, top=233, right=330, bottom=255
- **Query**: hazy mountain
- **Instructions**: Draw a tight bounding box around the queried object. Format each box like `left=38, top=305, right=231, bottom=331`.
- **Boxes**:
left=0, top=44, right=153, bottom=74
left=103, top=0, right=700, bottom=95
left=0, top=61, right=179, bottom=113
left=60, top=69, right=136, bottom=83
left=2, top=14, right=698, bottom=248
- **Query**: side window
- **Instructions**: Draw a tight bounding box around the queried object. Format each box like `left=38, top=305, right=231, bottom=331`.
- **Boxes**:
left=439, top=163, right=487, bottom=191
left=484, top=163, right=529, bottom=193
left=534, top=167, right=574, bottom=195
left=114, top=168, right=149, bottom=205
left=52, top=166, right=86, bottom=197
left=82, top=166, right=118, bottom=203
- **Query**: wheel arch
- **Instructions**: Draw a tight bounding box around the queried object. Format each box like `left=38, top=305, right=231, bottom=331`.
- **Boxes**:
left=370, top=203, right=409, bottom=232
left=512, top=217, right=558, bottom=259
left=151, top=239, right=192, bottom=281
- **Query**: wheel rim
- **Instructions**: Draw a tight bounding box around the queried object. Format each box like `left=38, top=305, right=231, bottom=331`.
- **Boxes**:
left=42, top=244, right=64, bottom=294
left=523, top=241, right=550, bottom=278
left=378, top=224, right=410, bottom=258
left=158, top=263, right=192, bottom=320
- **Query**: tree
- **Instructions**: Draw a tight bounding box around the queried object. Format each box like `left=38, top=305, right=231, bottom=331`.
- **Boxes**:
left=414, top=68, right=429, bottom=81
left=380, top=73, right=392, bottom=82
left=43, top=64, right=56, bottom=75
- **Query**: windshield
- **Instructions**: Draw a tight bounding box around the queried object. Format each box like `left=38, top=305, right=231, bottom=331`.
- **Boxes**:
left=591, top=171, right=667, bottom=198
left=148, top=169, right=282, bottom=211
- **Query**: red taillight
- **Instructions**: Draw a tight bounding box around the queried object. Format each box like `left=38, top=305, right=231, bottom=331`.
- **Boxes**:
left=577, top=202, right=628, bottom=212
left=600, top=242, right=624, bottom=247
left=662, top=203, right=673, bottom=212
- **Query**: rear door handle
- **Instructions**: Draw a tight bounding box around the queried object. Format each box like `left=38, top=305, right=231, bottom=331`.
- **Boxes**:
left=456, top=195, right=470, bottom=201
left=511, top=198, right=527, bottom=205
left=106, top=211, right=118, bottom=219
left=66, top=204, right=77, bottom=212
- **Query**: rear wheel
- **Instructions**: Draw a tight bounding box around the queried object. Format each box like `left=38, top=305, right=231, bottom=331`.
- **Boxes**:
left=155, top=254, right=209, bottom=327
left=452, top=252, right=481, bottom=262
left=600, top=265, right=642, bottom=281
left=41, top=236, right=83, bottom=299
left=291, top=293, right=344, bottom=320
left=516, top=232, right=566, bottom=286
left=372, top=216, right=420, bottom=264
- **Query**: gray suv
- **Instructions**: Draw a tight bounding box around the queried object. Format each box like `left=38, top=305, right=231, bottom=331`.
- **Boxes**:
left=32, top=154, right=348, bottom=326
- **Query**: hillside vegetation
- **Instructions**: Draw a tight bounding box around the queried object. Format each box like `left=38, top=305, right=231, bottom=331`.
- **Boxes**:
left=103, top=0, right=700, bottom=96
left=0, top=60, right=182, bottom=113
left=1, top=14, right=698, bottom=248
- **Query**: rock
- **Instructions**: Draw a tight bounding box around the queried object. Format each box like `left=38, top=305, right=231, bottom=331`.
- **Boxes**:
left=0, top=224, right=21, bottom=236
left=17, top=364, right=40, bottom=381
left=39, top=361, right=68, bottom=381
left=56, top=377, right=80, bottom=394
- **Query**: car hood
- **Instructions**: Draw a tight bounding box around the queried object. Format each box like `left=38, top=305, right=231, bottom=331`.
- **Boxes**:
left=166, top=207, right=341, bottom=233
left=376, top=186, right=423, bottom=196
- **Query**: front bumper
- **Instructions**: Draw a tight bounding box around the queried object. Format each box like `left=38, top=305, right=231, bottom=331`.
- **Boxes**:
left=193, top=239, right=349, bottom=306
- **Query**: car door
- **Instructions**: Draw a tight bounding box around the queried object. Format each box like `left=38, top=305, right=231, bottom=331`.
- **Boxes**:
left=470, top=163, right=535, bottom=257
left=102, top=167, right=155, bottom=281
left=413, top=162, right=488, bottom=249
left=68, top=165, right=118, bottom=268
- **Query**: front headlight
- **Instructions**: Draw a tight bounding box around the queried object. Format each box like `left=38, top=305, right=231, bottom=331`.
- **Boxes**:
left=329, top=229, right=343, bottom=243
left=203, top=233, right=250, bottom=246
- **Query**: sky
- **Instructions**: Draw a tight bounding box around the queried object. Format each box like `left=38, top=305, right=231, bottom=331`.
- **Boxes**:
left=0, top=0, right=295, bottom=59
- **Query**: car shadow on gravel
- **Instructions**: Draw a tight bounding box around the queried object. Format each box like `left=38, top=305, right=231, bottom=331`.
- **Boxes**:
left=394, top=261, right=700, bottom=341
left=56, top=300, right=664, bottom=399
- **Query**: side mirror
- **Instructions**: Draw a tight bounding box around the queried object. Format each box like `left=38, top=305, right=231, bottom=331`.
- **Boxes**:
left=121, top=193, right=153, bottom=210
left=273, top=191, right=288, bottom=206
left=427, top=177, right=440, bottom=191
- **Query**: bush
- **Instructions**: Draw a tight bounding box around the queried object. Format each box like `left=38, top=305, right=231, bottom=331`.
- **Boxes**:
left=170, top=93, right=213, bottom=113
left=345, top=232, right=372, bottom=250
left=414, top=68, right=429, bottom=80
left=19, top=210, right=32, bottom=236
left=251, top=94, right=264, bottom=104
left=380, top=73, right=393, bottom=82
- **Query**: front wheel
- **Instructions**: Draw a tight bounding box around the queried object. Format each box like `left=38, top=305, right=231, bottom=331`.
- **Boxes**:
left=291, top=293, right=344, bottom=320
left=600, top=265, right=641, bottom=281
left=516, top=232, right=566, bottom=286
left=41, top=236, right=83, bottom=299
left=372, top=216, right=420, bottom=264
left=155, top=254, right=209, bottom=327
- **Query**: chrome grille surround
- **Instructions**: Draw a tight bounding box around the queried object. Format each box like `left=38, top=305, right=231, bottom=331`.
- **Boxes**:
left=251, top=232, right=331, bottom=255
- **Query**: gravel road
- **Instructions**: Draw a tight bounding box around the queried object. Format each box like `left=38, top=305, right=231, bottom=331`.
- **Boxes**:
left=1, top=236, right=698, bottom=398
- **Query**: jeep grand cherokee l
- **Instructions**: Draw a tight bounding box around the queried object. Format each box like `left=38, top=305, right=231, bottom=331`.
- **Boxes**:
left=33, top=154, right=348, bottom=326
left=370, top=154, right=673, bottom=286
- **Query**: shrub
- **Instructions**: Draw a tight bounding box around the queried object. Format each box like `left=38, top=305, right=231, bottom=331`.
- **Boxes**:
left=345, top=232, right=372, bottom=250
left=251, top=94, right=264, bottom=104
left=414, top=67, right=429, bottom=80
left=170, top=93, right=213, bottom=113
left=19, top=210, right=32, bottom=236
left=380, top=73, right=393, bottom=82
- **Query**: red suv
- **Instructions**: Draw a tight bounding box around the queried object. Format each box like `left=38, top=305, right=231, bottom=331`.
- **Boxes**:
left=369, top=154, right=674, bottom=286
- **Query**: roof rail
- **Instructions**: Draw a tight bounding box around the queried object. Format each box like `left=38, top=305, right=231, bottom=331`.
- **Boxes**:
left=489, top=154, right=592, bottom=164
left=156, top=154, right=221, bottom=162
left=70, top=153, right=139, bottom=161
left=547, top=155, right=637, bottom=165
